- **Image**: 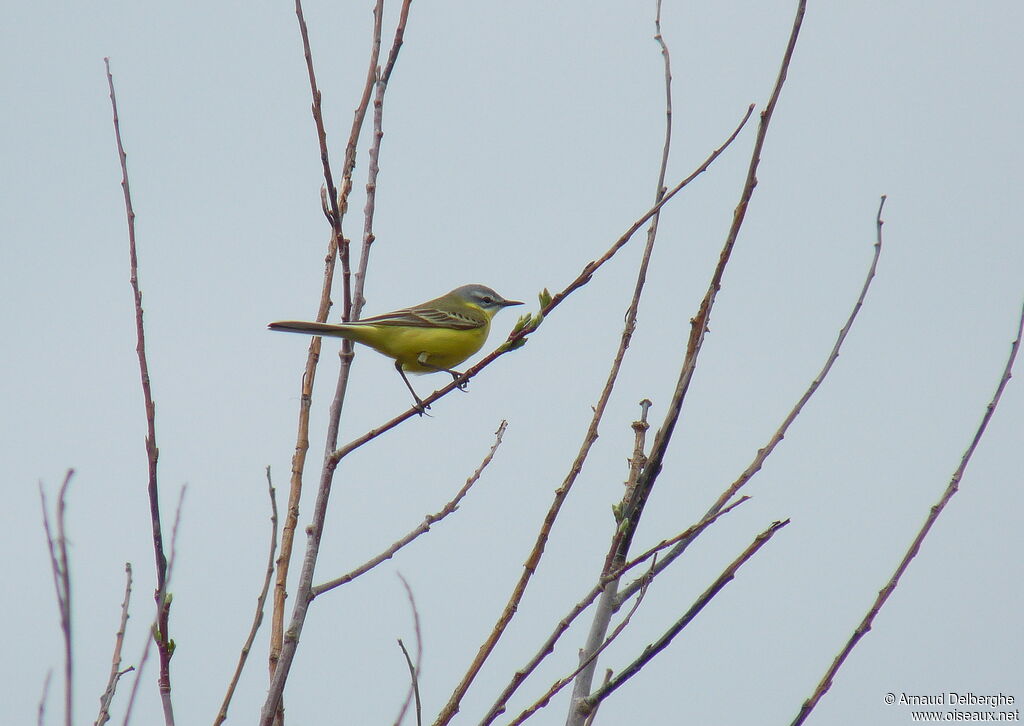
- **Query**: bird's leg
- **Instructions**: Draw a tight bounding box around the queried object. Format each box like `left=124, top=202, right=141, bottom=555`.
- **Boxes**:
left=416, top=353, right=469, bottom=392
left=395, top=360, right=430, bottom=415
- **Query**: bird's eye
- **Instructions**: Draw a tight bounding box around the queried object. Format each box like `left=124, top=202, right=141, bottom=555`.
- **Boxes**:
left=482, top=296, right=494, bottom=304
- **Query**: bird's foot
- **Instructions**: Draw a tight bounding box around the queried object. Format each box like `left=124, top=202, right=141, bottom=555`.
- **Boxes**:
left=448, top=370, right=469, bottom=392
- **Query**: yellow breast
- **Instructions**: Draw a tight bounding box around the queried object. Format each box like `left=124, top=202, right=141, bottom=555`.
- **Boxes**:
left=340, top=321, right=491, bottom=373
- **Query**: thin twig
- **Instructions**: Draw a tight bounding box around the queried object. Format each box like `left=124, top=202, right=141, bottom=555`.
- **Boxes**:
left=476, top=497, right=750, bottom=726
left=313, top=421, right=507, bottom=598
left=38, top=670, right=53, bottom=726
left=270, top=0, right=383, bottom=695
left=790, top=301, right=1024, bottom=726
left=96, top=563, right=134, bottom=726
left=578, top=520, right=791, bottom=716
left=332, top=104, right=755, bottom=464
left=397, top=640, right=422, bottom=726
left=261, top=6, right=415, bottom=723
left=40, top=471, right=74, bottom=726
left=507, top=565, right=654, bottom=726
left=121, top=486, right=186, bottom=726
left=393, top=574, right=424, bottom=726
left=104, top=57, right=174, bottom=722
left=352, top=0, right=412, bottom=316
left=339, top=0, right=386, bottom=320
left=215, top=469, right=279, bottom=726
left=617, top=192, right=883, bottom=606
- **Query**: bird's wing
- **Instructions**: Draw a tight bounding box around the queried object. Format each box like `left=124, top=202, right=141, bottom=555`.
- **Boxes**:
left=361, top=305, right=486, bottom=330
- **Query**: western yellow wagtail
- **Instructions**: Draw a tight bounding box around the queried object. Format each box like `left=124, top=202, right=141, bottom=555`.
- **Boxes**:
left=269, top=284, right=522, bottom=410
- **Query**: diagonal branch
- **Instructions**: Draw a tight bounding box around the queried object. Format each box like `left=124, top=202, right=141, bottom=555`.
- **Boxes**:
left=507, top=566, right=654, bottom=726
left=215, top=469, right=279, bottom=726
left=617, top=193, right=884, bottom=606
left=790, top=300, right=1024, bottom=726
left=311, top=421, right=507, bottom=599
left=579, top=520, right=791, bottom=717
left=333, top=105, right=755, bottom=468
left=38, top=670, right=53, bottom=726
left=611, top=0, right=807, bottom=587
left=429, top=101, right=752, bottom=722
left=475, top=496, right=750, bottom=726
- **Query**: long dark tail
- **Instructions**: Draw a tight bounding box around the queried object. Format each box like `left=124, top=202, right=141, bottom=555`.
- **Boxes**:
left=267, top=320, right=354, bottom=338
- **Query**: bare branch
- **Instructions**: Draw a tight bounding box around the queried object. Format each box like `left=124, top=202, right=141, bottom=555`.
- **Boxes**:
left=353, top=0, right=412, bottom=315
left=270, top=0, right=384, bottom=705
left=332, top=103, right=755, bottom=464
left=790, top=300, right=1024, bottom=726
left=507, top=565, right=654, bottom=726
left=567, top=402, right=654, bottom=721
left=577, top=520, right=791, bottom=717
left=617, top=192, right=884, bottom=605
left=122, top=486, right=186, bottom=726
left=610, top=0, right=807, bottom=608
left=261, top=5, right=416, bottom=723
left=215, top=469, right=279, bottom=726
left=38, top=670, right=52, bottom=726
left=392, top=574, right=424, bottom=726
left=476, top=497, right=750, bottom=726
left=104, top=57, right=174, bottom=721
left=312, top=421, right=507, bottom=598
left=397, top=640, right=422, bottom=726
left=40, top=471, right=74, bottom=726
left=96, top=563, right=134, bottom=726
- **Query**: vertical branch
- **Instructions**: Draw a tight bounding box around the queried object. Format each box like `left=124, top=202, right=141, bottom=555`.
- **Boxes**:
left=566, top=401, right=653, bottom=724
left=352, top=0, right=412, bottom=316
left=270, top=0, right=383, bottom=700
left=790, top=301, right=1024, bottom=726
left=566, top=1, right=676, bottom=715
left=104, top=58, right=175, bottom=725
left=40, top=470, right=74, bottom=726
left=96, top=563, right=134, bottom=726
left=121, top=487, right=186, bottom=726
left=261, top=5, right=414, bottom=724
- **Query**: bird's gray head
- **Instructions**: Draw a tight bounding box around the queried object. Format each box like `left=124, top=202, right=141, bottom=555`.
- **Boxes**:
left=453, top=284, right=523, bottom=313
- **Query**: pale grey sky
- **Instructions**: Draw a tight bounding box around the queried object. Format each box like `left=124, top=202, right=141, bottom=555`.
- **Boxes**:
left=3, top=2, right=1022, bottom=725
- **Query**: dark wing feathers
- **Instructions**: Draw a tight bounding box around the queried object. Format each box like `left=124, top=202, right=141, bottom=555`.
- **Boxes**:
left=360, top=305, right=486, bottom=330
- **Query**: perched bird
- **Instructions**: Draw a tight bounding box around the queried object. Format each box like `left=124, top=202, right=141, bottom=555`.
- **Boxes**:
left=269, top=284, right=522, bottom=410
